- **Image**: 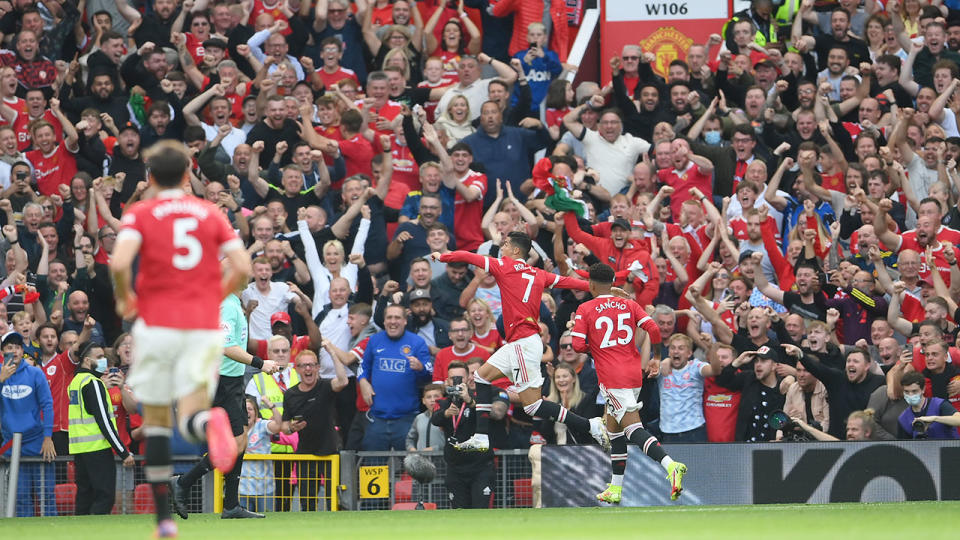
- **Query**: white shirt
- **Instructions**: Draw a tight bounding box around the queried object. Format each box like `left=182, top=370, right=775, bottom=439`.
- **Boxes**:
left=580, top=129, right=651, bottom=194
left=201, top=123, right=246, bottom=158
left=241, top=282, right=296, bottom=340
left=434, top=78, right=493, bottom=121
left=317, top=304, right=350, bottom=379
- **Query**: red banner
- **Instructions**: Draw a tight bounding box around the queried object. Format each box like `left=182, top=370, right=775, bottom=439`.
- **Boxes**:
left=600, top=0, right=734, bottom=83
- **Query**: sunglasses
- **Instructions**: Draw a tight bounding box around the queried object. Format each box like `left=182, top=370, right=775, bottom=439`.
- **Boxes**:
left=559, top=343, right=574, bottom=350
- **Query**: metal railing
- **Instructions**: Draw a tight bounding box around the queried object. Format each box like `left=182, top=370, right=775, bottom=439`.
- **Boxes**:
left=212, top=453, right=340, bottom=513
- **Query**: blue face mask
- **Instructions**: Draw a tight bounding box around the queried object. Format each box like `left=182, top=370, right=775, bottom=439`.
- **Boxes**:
left=904, top=393, right=923, bottom=407
left=94, top=357, right=108, bottom=374
left=704, top=131, right=722, bottom=145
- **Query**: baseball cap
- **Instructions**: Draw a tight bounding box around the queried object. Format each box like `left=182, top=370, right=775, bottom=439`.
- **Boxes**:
left=1, top=331, right=24, bottom=348
left=202, top=37, right=228, bottom=50
left=119, top=121, right=140, bottom=135
left=408, top=288, right=432, bottom=303
left=738, top=250, right=756, bottom=264
left=754, top=57, right=777, bottom=70
left=919, top=275, right=935, bottom=288
left=755, top=345, right=776, bottom=361
left=271, top=312, right=292, bottom=326
left=611, top=217, right=632, bottom=231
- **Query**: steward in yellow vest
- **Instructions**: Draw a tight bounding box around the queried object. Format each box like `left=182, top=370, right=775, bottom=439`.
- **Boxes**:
left=67, top=342, right=133, bottom=515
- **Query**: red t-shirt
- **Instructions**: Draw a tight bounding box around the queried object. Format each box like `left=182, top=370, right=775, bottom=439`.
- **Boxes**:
left=432, top=344, right=490, bottom=383
left=315, top=66, right=360, bottom=91
left=0, top=96, right=26, bottom=127
left=544, top=107, right=570, bottom=129
left=338, top=133, right=376, bottom=181
left=899, top=227, right=960, bottom=286
left=440, top=252, right=589, bottom=341
left=820, top=170, right=845, bottom=193
left=248, top=0, right=292, bottom=35
left=657, top=161, right=713, bottom=221
left=432, top=49, right=462, bottom=83
left=417, top=77, right=455, bottom=123
left=452, top=169, right=487, bottom=251
left=729, top=215, right=780, bottom=243
left=471, top=327, right=504, bottom=353
left=354, top=98, right=403, bottom=136
left=369, top=3, right=395, bottom=25
left=25, top=143, right=77, bottom=196
left=570, top=295, right=660, bottom=389
left=184, top=32, right=206, bottom=68
left=703, top=377, right=741, bottom=442
left=118, top=193, right=242, bottom=329
left=15, top=109, right=60, bottom=151
left=383, top=143, right=420, bottom=209
left=42, top=351, right=78, bottom=433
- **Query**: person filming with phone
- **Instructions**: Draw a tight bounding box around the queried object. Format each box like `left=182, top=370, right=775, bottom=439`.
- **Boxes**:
left=0, top=331, right=57, bottom=516
left=279, top=348, right=349, bottom=511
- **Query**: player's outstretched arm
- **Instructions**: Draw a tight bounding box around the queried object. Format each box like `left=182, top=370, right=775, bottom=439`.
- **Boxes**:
left=432, top=250, right=487, bottom=269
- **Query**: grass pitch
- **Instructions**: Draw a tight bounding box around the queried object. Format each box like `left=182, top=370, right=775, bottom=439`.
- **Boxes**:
left=3, top=501, right=957, bottom=539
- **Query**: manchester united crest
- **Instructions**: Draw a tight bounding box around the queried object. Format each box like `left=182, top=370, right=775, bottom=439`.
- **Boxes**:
left=640, top=27, right=694, bottom=78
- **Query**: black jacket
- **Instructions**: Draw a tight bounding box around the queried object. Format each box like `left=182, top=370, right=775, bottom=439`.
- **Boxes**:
left=715, top=364, right=785, bottom=442
left=431, top=396, right=496, bottom=469
left=799, top=352, right=885, bottom=439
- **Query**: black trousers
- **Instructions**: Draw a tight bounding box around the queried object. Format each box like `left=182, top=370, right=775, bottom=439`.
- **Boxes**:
left=298, top=460, right=332, bottom=511
left=74, top=448, right=116, bottom=515
left=274, top=459, right=295, bottom=512
left=446, top=462, right=495, bottom=509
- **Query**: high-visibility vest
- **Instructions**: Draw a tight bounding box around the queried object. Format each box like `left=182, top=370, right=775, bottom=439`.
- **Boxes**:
left=253, top=369, right=299, bottom=453
left=723, top=12, right=779, bottom=49
left=67, top=372, right=117, bottom=454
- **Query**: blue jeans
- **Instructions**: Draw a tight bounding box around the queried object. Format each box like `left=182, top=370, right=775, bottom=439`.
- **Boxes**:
left=661, top=424, right=708, bottom=443
left=361, top=413, right=416, bottom=451
left=17, top=461, right=57, bottom=517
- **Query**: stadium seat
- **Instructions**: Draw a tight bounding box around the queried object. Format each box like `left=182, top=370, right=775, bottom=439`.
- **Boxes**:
left=394, top=477, right=413, bottom=502
left=54, top=483, right=76, bottom=515
left=513, top=478, right=533, bottom=507
left=133, top=483, right=155, bottom=514
left=391, top=502, right=436, bottom=510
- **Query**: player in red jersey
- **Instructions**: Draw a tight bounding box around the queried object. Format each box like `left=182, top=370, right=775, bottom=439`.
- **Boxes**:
left=570, top=262, right=687, bottom=503
left=431, top=231, right=609, bottom=452
left=110, top=141, right=252, bottom=538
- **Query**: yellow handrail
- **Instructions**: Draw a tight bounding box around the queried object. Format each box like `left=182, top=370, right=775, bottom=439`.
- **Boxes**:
left=213, top=453, right=340, bottom=513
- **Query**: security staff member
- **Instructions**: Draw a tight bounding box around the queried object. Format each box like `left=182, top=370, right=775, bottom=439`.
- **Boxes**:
left=245, top=335, right=299, bottom=511
left=68, top=341, right=134, bottom=515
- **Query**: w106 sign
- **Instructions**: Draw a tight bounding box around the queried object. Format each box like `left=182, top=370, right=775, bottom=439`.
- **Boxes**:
left=601, top=0, right=733, bottom=81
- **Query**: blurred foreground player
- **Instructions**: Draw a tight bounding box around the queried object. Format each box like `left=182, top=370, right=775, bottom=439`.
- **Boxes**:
left=571, top=263, right=687, bottom=503
left=111, top=141, right=251, bottom=538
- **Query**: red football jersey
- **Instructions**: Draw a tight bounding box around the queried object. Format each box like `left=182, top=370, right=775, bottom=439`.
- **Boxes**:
left=899, top=228, right=960, bottom=286
left=432, top=343, right=490, bottom=383
left=471, top=327, right=504, bottom=353
left=417, top=77, right=455, bottom=122
left=703, top=377, right=741, bottom=442
left=118, top=193, right=242, bottom=329
left=13, top=109, right=59, bottom=151
left=0, top=96, right=26, bottom=127
left=452, top=169, right=487, bottom=251
left=25, top=143, right=77, bottom=196
left=316, top=67, right=361, bottom=91
left=42, top=351, right=78, bottom=433
left=570, top=295, right=661, bottom=389
left=440, top=251, right=588, bottom=341
left=351, top=337, right=371, bottom=412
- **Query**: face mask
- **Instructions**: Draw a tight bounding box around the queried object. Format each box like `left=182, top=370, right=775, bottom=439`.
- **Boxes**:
left=704, top=131, right=722, bottom=145
left=94, top=357, right=108, bottom=374
left=904, top=393, right=923, bottom=407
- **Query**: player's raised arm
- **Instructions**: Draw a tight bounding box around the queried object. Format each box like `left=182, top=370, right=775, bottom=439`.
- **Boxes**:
left=545, top=270, right=590, bottom=292
left=432, top=250, right=491, bottom=271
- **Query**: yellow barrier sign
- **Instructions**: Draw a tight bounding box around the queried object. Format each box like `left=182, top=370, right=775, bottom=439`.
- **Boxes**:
left=359, top=465, right=389, bottom=499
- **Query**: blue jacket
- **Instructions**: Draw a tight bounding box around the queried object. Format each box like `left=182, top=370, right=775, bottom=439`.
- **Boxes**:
left=0, top=360, right=54, bottom=456
left=511, top=48, right=563, bottom=112
left=462, top=127, right=550, bottom=205
left=358, top=330, right=432, bottom=419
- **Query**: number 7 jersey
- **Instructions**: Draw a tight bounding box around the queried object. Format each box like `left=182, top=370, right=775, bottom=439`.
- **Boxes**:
left=117, top=193, right=243, bottom=330
left=570, top=295, right=661, bottom=389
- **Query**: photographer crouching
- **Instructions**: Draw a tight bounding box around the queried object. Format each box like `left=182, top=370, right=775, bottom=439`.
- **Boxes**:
left=430, top=361, right=508, bottom=509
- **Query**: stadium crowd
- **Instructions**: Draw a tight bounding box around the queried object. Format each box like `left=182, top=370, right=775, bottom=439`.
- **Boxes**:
left=2, top=0, right=960, bottom=516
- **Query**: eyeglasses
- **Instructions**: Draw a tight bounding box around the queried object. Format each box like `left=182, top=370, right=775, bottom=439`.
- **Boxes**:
left=42, top=205, right=54, bottom=210
left=559, top=343, right=574, bottom=349
left=297, top=363, right=318, bottom=369
left=100, top=232, right=116, bottom=239
left=622, top=56, right=640, bottom=60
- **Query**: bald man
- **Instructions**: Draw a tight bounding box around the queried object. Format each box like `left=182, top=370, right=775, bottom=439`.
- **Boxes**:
left=63, top=291, right=105, bottom=345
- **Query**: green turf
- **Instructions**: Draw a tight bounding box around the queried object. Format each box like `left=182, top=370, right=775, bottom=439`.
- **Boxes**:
left=4, top=501, right=958, bottom=539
